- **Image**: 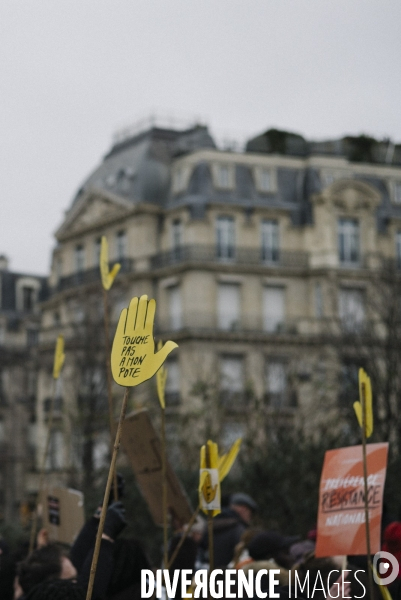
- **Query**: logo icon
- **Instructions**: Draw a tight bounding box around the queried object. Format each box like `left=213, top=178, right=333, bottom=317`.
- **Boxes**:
left=373, top=551, right=399, bottom=585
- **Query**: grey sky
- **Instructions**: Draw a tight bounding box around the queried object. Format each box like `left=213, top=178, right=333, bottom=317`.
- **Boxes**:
left=1, top=0, right=400, bottom=275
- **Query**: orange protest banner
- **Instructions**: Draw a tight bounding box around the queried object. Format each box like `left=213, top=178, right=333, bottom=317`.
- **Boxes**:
left=315, top=442, right=388, bottom=557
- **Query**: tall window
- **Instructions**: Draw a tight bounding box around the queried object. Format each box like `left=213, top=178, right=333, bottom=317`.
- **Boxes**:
left=315, top=282, right=324, bottom=318
left=338, top=288, right=365, bottom=331
left=265, top=361, right=293, bottom=408
left=263, top=286, right=285, bottom=332
left=216, top=216, right=235, bottom=260
left=394, top=182, right=401, bottom=205
left=261, top=220, right=279, bottom=263
left=169, top=286, right=182, bottom=330
left=172, top=219, right=182, bottom=260
left=396, top=232, right=401, bottom=269
left=217, top=283, right=240, bottom=330
left=22, top=286, right=35, bottom=312
left=165, top=357, right=180, bottom=405
left=338, top=219, right=359, bottom=265
left=216, top=165, right=232, bottom=189
left=75, top=244, right=85, bottom=273
left=94, top=238, right=101, bottom=266
left=220, top=356, right=244, bottom=406
left=116, top=231, right=126, bottom=261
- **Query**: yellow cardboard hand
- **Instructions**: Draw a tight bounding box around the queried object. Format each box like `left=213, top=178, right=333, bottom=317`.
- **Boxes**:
left=53, top=335, right=65, bottom=379
left=353, top=368, right=373, bottom=438
left=111, top=295, right=178, bottom=387
left=199, top=440, right=221, bottom=516
left=218, top=438, right=242, bottom=482
left=100, top=236, right=121, bottom=290
left=156, top=340, right=167, bottom=409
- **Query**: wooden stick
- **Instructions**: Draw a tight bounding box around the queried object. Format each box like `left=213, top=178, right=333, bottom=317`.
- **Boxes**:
left=85, top=387, right=129, bottom=600
left=205, top=444, right=214, bottom=590
left=161, top=406, right=168, bottom=567
left=102, top=286, right=118, bottom=502
left=361, top=382, right=375, bottom=600
left=29, top=379, right=58, bottom=554
left=167, top=505, right=201, bottom=569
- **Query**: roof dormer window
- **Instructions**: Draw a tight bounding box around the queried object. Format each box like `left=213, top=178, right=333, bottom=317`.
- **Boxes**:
left=212, top=164, right=235, bottom=190
left=254, top=166, right=276, bottom=193
left=172, top=165, right=191, bottom=194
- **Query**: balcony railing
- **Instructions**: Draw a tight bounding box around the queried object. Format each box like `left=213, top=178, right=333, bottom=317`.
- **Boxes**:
left=155, top=312, right=299, bottom=335
left=53, top=258, right=134, bottom=293
left=151, top=245, right=309, bottom=270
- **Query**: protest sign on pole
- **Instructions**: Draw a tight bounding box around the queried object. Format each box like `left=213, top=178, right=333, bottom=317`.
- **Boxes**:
left=120, top=409, right=192, bottom=526
left=86, top=295, right=177, bottom=600
left=315, top=442, right=388, bottom=557
left=39, top=487, right=84, bottom=545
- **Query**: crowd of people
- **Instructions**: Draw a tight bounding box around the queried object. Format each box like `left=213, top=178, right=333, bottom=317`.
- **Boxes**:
left=1, top=483, right=401, bottom=600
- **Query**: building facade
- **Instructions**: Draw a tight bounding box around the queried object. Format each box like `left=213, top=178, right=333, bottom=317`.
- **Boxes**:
left=35, top=124, right=401, bottom=486
left=0, top=255, right=47, bottom=520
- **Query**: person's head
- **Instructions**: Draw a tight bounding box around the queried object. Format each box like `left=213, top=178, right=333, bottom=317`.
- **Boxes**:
left=229, top=493, right=258, bottom=525
left=17, top=544, right=77, bottom=595
left=25, top=579, right=84, bottom=600
left=248, top=531, right=299, bottom=568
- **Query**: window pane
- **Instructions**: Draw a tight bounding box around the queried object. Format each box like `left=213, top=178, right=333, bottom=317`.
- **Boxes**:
left=315, top=283, right=323, bottom=318
left=172, top=220, right=182, bottom=260
left=217, top=283, right=240, bottom=330
left=339, top=288, right=364, bottom=331
left=216, top=217, right=235, bottom=260
left=75, top=245, right=85, bottom=273
left=265, top=361, right=293, bottom=408
left=94, top=238, right=101, bottom=266
left=169, top=286, right=182, bottom=330
left=261, top=220, right=279, bottom=262
left=263, top=287, right=285, bottom=332
left=221, top=357, right=244, bottom=392
left=217, top=165, right=231, bottom=189
left=396, top=232, right=401, bottom=268
left=116, top=231, right=126, bottom=260
left=338, top=219, right=359, bottom=264
left=22, top=287, right=34, bottom=311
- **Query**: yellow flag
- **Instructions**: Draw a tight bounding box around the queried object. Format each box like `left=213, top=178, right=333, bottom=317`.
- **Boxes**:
left=218, top=438, right=242, bottom=482
left=111, top=295, right=178, bottom=387
left=199, top=440, right=221, bottom=516
left=156, top=341, right=167, bottom=409
left=353, top=368, right=373, bottom=438
left=53, top=335, right=65, bottom=379
left=100, top=236, right=121, bottom=290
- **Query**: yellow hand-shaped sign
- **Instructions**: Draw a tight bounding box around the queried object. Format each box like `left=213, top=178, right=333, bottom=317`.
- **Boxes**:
left=111, top=295, right=178, bottom=387
left=353, top=368, right=373, bottom=438
left=156, top=341, right=167, bottom=409
left=201, top=472, right=218, bottom=503
left=53, top=335, right=65, bottom=379
left=218, top=438, right=242, bottom=482
left=100, top=236, right=121, bottom=290
left=199, top=440, right=221, bottom=515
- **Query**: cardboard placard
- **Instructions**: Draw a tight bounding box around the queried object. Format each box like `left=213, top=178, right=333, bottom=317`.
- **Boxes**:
left=39, top=487, right=84, bottom=545
left=120, top=409, right=192, bottom=526
left=315, top=443, right=388, bottom=557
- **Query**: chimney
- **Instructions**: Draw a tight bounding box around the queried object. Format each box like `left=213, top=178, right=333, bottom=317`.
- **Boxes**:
left=0, top=255, right=9, bottom=270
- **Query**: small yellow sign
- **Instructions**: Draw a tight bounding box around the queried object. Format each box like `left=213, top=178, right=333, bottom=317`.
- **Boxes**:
left=353, top=368, right=373, bottom=438
left=100, top=236, right=121, bottom=290
left=53, top=335, right=65, bottom=380
left=111, top=295, right=178, bottom=387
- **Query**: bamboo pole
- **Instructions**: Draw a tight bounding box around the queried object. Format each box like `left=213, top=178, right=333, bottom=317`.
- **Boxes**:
left=85, top=387, right=129, bottom=600
left=205, top=444, right=214, bottom=597
left=361, top=381, right=375, bottom=600
left=29, top=379, right=58, bottom=554
left=161, top=406, right=168, bottom=567
left=102, top=286, right=118, bottom=501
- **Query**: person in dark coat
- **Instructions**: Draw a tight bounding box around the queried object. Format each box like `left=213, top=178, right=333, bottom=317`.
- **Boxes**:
left=202, top=492, right=258, bottom=568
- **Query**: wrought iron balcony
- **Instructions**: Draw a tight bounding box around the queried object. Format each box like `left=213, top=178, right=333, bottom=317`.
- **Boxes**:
left=53, top=258, right=134, bottom=293
left=150, top=245, right=309, bottom=270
